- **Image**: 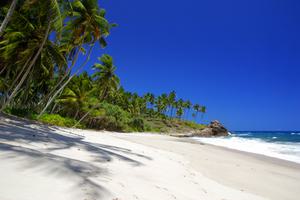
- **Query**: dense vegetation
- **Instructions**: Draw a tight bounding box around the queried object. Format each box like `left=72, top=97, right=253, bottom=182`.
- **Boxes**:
left=0, top=0, right=207, bottom=133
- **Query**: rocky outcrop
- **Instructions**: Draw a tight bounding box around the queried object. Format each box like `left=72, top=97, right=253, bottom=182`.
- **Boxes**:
left=170, top=120, right=229, bottom=137
left=193, top=120, right=229, bottom=137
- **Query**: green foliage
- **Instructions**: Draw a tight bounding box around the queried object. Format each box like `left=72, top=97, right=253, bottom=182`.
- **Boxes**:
left=4, top=107, right=35, bottom=118
left=0, top=0, right=208, bottom=133
left=36, top=114, right=81, bottom=128
left=129, top=117, right=146, bottom=132
left=87, top=102, right=130, bottom=131
left=183, top=120, right=206, bottom=130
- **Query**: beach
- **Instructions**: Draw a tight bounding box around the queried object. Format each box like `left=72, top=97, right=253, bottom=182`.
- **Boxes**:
left=0, top=116, right=299, bottom=200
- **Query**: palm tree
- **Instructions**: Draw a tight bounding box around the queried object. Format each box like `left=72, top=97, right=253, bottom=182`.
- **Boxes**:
left=56, top=72, right=92, bottom=119
left=201, top=106, right=206, bottom=118
left=176, top=99, right=184, bottom=119
left=193, top=104, right=206, bottom=122
left=155, top=93, right=168, bottom=116
left=168, top=91, right=176, bottom=117
left=0, top=0, right=62, bottom=111
left=184, top=100, right=192, bottom=120
left=43, top=0, right=112, bottom=96
left=0, top=0, right=18, bottom=36
left=144, top=93, right=155, bottom=107
left=74, top=54, right=120, bottom=127
left=92, top=54, right=120, bottom=100
left=39, top=0, right=114, bottom=117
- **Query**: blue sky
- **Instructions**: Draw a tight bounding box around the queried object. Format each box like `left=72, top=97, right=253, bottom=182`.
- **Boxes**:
left=80, top=0, right=300, bottom=131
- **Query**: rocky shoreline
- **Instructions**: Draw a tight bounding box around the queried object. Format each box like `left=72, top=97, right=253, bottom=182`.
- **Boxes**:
left=171, top=120, right=229, bottom=137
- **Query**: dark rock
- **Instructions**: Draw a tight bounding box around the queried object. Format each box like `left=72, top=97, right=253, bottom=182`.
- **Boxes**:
left=194, top=120, right=229, bottom=137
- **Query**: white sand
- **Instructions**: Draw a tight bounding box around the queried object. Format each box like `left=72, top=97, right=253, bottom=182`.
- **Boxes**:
left=0, top=116, right=299, bottom=200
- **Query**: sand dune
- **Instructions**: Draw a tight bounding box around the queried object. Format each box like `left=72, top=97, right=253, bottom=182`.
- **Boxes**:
left=0, top=115, right=299, bottom=200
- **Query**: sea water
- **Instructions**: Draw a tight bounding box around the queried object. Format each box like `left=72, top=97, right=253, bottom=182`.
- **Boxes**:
left=193, top=131, right=300, bottom=164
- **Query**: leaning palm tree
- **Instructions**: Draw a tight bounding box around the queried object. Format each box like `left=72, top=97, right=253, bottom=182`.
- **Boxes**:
left=38, top=0, right=115, bottom=117
left=0, top=0, right=18, bottom=36
left=0, top=0, right=63, bottom=111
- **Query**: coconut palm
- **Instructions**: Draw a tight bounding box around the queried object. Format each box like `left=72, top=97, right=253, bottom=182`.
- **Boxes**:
left=39, top=0, right=115, bottom=117
left=0, top=0, right=63, bottom=111
left=74, top=54, right=120, bottom=127
left=176, top=99, right=184, bottom=119
left=193, top=104, right=206, bottom=122
left=168, top=91, right=176, bottom=117
left=92, top=54, right=120, bottom=100
left=56, top=72, right=93, bottom=119
left=184, top=100, right=192, bottom=120
left=0, top=0, right=18, bottom=36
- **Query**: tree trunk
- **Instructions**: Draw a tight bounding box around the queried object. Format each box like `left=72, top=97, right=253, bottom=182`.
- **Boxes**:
left=0, top=0, right=18, bottom=36
left=0, top=64, right=7, bottom=75
left=38, top=44, right=94, bottom=118
left=186, top=109, right=190, bottom=120
left=50, top=101, right=58, bottom=113
left=170, top=106, right=174, bottom=118
left=0, top=19, right=51, bottom=112
left=73, top=103, right=99, bottom=128
left=38, top=44, right=82, bottom=106
left=74, top=108, right=79, bottom=119
left=7, top=56, right=32, bottom=93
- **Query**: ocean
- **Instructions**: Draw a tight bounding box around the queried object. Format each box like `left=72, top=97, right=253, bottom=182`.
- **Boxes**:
left=193, top=131, right=300, bottom=164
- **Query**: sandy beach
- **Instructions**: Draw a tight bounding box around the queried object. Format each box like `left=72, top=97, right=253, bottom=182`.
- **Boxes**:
left=0, top=115, right=299, bottom=200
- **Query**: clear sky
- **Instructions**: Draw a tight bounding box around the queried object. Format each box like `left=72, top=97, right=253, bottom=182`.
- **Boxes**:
left=82, top=0, right=300, bottom=131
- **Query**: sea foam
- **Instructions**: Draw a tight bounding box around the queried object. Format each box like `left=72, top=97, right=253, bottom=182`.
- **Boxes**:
left=193, top=136, right=300, bottom=164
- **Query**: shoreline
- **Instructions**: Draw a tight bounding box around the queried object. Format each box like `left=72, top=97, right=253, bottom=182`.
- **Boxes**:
left=113, top=132, right=300, bottom=200
left=187, top=137, right=300, bottom=167
left=1, top=117, right=300, bottom=200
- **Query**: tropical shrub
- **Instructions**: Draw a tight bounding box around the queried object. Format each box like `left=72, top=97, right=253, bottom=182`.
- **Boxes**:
left=129, top=117, right=145, bottom=132
left=37, top=114, right=79, bottom=128
left=87, top=102, right=130, bottom=131
left=4, top=107, right=35, bottom=118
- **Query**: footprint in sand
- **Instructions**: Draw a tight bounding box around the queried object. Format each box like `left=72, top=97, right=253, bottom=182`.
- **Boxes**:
left=201, top=188, right=208, bottom=194
left=118, top=182, right=125, bottom=188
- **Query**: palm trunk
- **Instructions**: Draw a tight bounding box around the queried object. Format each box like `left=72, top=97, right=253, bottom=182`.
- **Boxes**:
left=74, top=85, right=110, bottom=128
left=170, top=106, right=174, bottom=118
left=2, top=56, right=31, bottom=107
left=73, top=104, right=98, bottom=128
left=0, top=19, right=51, bottom=112
left=0, top=0, right=18, bottom=36
left=38, top=44, right=94, bottom=118
left=74, top=108, right=79, bottom=119
left=50, top=101, right=58, bottom=113
left=7, top=56, right=32, bottom=93
left=0, top=65, right=7, bottom=75
left=38, top=44, right=82, bottom=106
left=186, top=109, right=190, bottom=120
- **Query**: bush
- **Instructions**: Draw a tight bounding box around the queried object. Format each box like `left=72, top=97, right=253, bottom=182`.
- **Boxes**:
left=4, top=107, right=35, bottom=118
left=129, top=117, right=145, bottom=132
left=36, top=114, right=79, bottom=128
left=87, top=103, right=131, bottom=131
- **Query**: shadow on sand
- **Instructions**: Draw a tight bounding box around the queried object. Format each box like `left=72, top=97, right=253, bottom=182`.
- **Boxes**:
left=0, top=114, right=151, bottom=199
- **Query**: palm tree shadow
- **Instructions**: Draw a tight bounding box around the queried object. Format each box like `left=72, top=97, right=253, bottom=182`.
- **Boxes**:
left=0, top=114, right=152, bottom=199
